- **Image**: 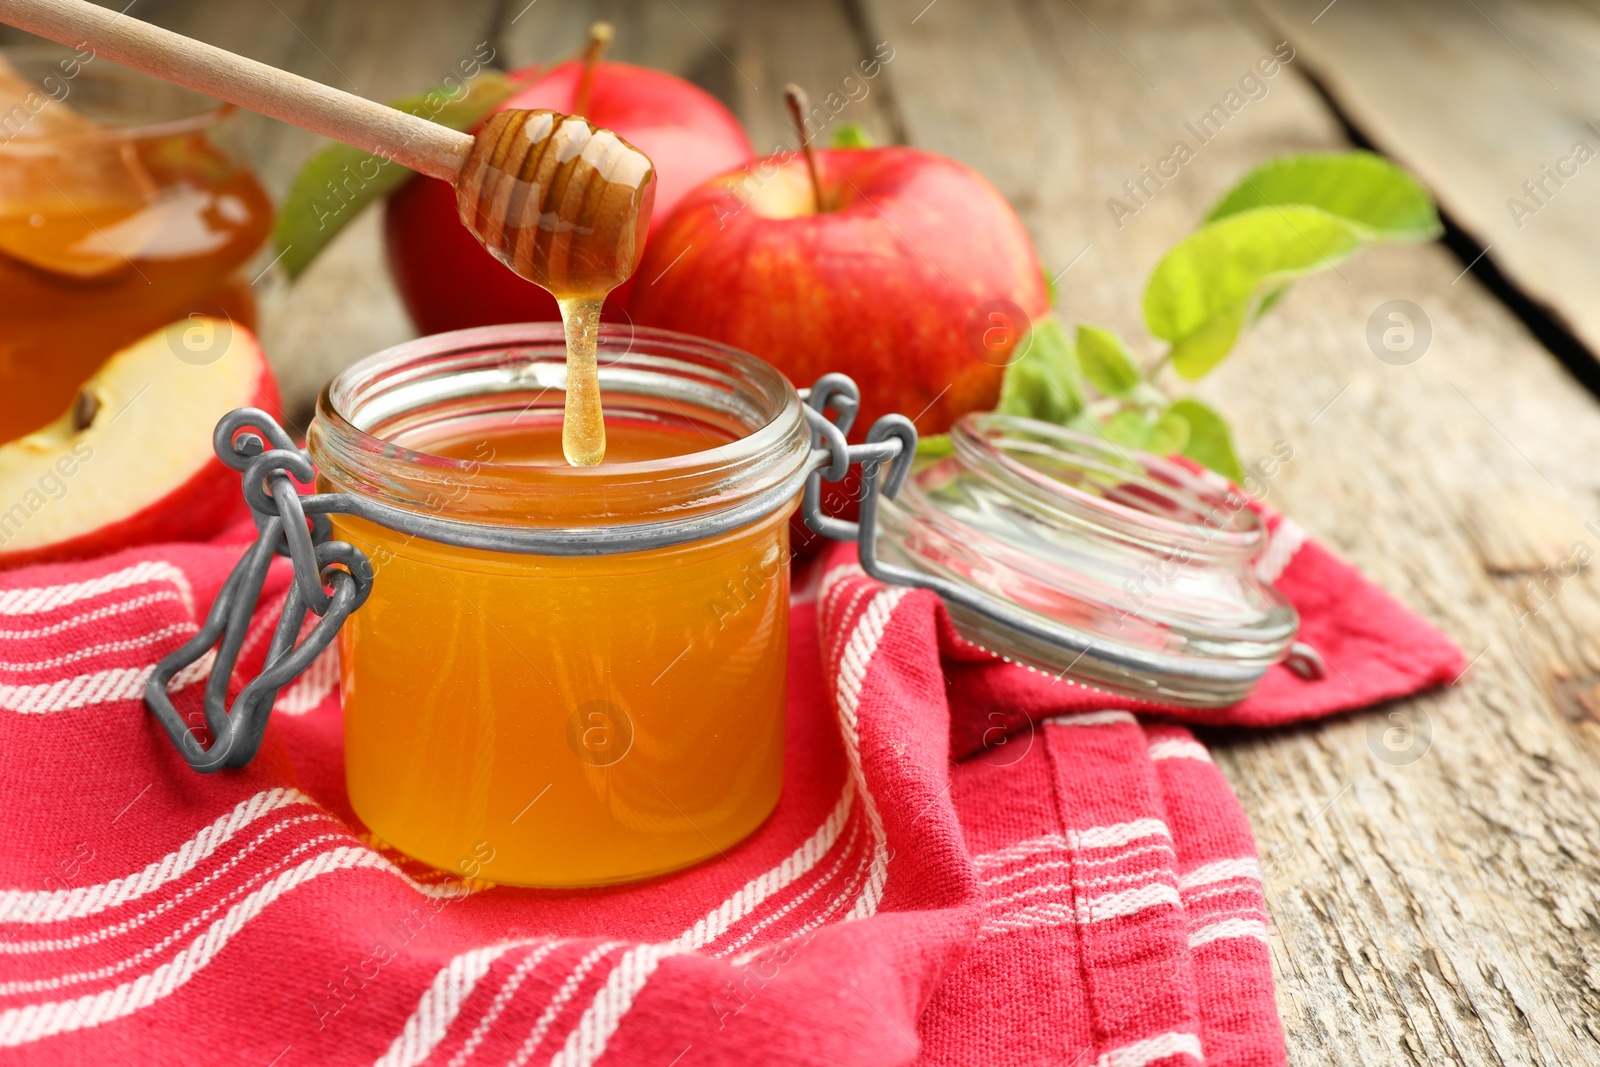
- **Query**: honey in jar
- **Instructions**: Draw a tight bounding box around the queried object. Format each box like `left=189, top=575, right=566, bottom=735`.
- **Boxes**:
left=309, top=326, right=812, bottom=886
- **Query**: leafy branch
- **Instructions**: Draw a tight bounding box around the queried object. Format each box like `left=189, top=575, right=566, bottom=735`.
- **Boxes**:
left=975, top=151, right=1442, bottom=482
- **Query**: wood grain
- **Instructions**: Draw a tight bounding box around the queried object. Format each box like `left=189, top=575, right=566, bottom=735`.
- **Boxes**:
left=495, top=0, right=743, bottom=93
left=493, top=0, right=899, bottom=161
left=1246, top=0, right=1600, bottom=368
left=855, top=0, right=1600, bottom=1061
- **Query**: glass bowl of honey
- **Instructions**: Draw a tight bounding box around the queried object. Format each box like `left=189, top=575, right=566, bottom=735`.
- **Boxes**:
left=306, top=323, right=813, bottom=887
left=0, top=44, right=272, bottom=443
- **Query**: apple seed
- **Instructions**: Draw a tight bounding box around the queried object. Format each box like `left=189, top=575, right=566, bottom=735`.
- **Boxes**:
left=71, top=388, right=101, bottom=432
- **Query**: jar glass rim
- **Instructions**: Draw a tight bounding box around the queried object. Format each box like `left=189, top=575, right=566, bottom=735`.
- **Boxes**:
left=310, top=323, right=813, bottom=532
left=952, top=412, right=1265, bottom=560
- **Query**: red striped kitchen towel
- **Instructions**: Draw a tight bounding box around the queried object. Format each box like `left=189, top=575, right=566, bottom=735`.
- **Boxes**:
left=0, top=510, right=1461, bottom=1066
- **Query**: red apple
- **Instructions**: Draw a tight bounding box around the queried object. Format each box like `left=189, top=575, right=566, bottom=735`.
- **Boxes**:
left=0, top=319, right=279, bottom=569
left=385, top=61, right=754, bottom=333
left=629, top=147, right=1049, bottom=439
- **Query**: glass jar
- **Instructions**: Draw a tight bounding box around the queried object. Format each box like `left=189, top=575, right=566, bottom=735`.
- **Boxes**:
left=875, top=413, right=1299, bottom=707
left=306, top=325, right=811, bottom=887
left=0, top=44, right=273, bottom=443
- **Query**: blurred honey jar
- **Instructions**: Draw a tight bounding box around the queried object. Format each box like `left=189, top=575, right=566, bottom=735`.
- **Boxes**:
left=0, top=45, right=271, bottom=443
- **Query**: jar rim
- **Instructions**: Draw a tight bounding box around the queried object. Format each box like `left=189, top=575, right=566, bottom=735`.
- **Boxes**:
left=310, top=323, right=813, bottom=534
left=952, top=412, right=1264, bottom=560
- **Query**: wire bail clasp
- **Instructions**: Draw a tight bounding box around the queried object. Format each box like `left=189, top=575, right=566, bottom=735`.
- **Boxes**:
left=144, top=410, right=372, bottom=772
left=798, top=373, right=919, bottom=550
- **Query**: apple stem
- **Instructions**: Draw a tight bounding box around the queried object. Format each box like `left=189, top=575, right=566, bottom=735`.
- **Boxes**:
left=571, top=21, right=614, bottom=118
left=784, top=83, right=826, bottom=213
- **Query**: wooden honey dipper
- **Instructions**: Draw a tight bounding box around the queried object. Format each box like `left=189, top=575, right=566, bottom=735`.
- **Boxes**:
left=0, top=0, right=656, bottom=464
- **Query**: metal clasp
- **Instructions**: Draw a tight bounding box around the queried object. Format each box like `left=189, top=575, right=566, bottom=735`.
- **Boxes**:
left=798, top=373, right=918, bottom=546
left=800, top=376, right=1004, bottom=610
left=145, top=410, right=373, bottom=772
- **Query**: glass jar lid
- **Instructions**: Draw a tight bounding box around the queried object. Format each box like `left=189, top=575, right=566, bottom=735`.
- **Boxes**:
left=872, top=412, right=1299, bottom=707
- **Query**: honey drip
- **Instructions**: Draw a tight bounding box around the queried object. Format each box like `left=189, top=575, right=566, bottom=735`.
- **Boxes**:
left=454, top=110, right=656, bottom=466
left=557, top=295, right=606, bottom=466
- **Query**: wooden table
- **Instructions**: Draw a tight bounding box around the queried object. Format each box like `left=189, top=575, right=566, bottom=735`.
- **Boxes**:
left=17, top=0, right=1600, bottom=1061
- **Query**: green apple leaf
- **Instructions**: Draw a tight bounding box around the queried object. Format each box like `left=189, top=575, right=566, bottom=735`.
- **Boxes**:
left=1102, top=409, right=1151, bottom=449
left=830, top=123, right=874, bottom=148
left=916, top=433, right=953, bottom=459
left=1165, top=299, right=1252, bottom=382
left=1254, top=283, right=1288, bottom=322
left=1205, top=151, right=1443, bottom=240
left=1076, top=324, right=1142, bottom=398
left=997, top=315, right=1085, bottom=424
left=1097, top=407, right=1189, bottom=456
left=1169, top=398, right=1243, bottom=482
left=1126, top=381, right=1172, bottom=410
left=1144, top=409, right=1190, bottom=456
left=1144, top=205, right=1371, bottom=379
left=273, top=70, right=517, bottom=279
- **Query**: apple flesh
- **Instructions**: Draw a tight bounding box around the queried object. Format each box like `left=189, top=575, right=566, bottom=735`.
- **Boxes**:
left=628, top=147, right=1050, bottom=440
left=0, top=319, right=279, bottom=569
left=384, top=60, right=754, bottom=334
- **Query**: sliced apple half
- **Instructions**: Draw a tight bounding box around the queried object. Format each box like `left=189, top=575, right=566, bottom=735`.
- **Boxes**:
left=0, top=318, right=280, bottom=569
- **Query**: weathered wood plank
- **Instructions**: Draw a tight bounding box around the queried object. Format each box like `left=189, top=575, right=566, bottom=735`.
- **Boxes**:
left=1247, top=0, right=1600, bottom=370
left=855, top=0, right=1600, bottom=1061
left=716, top=2, right=900, bottom=154
left=493, top=0, right=897, bottom=155
left=495, top=0, right=735, bottom=79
